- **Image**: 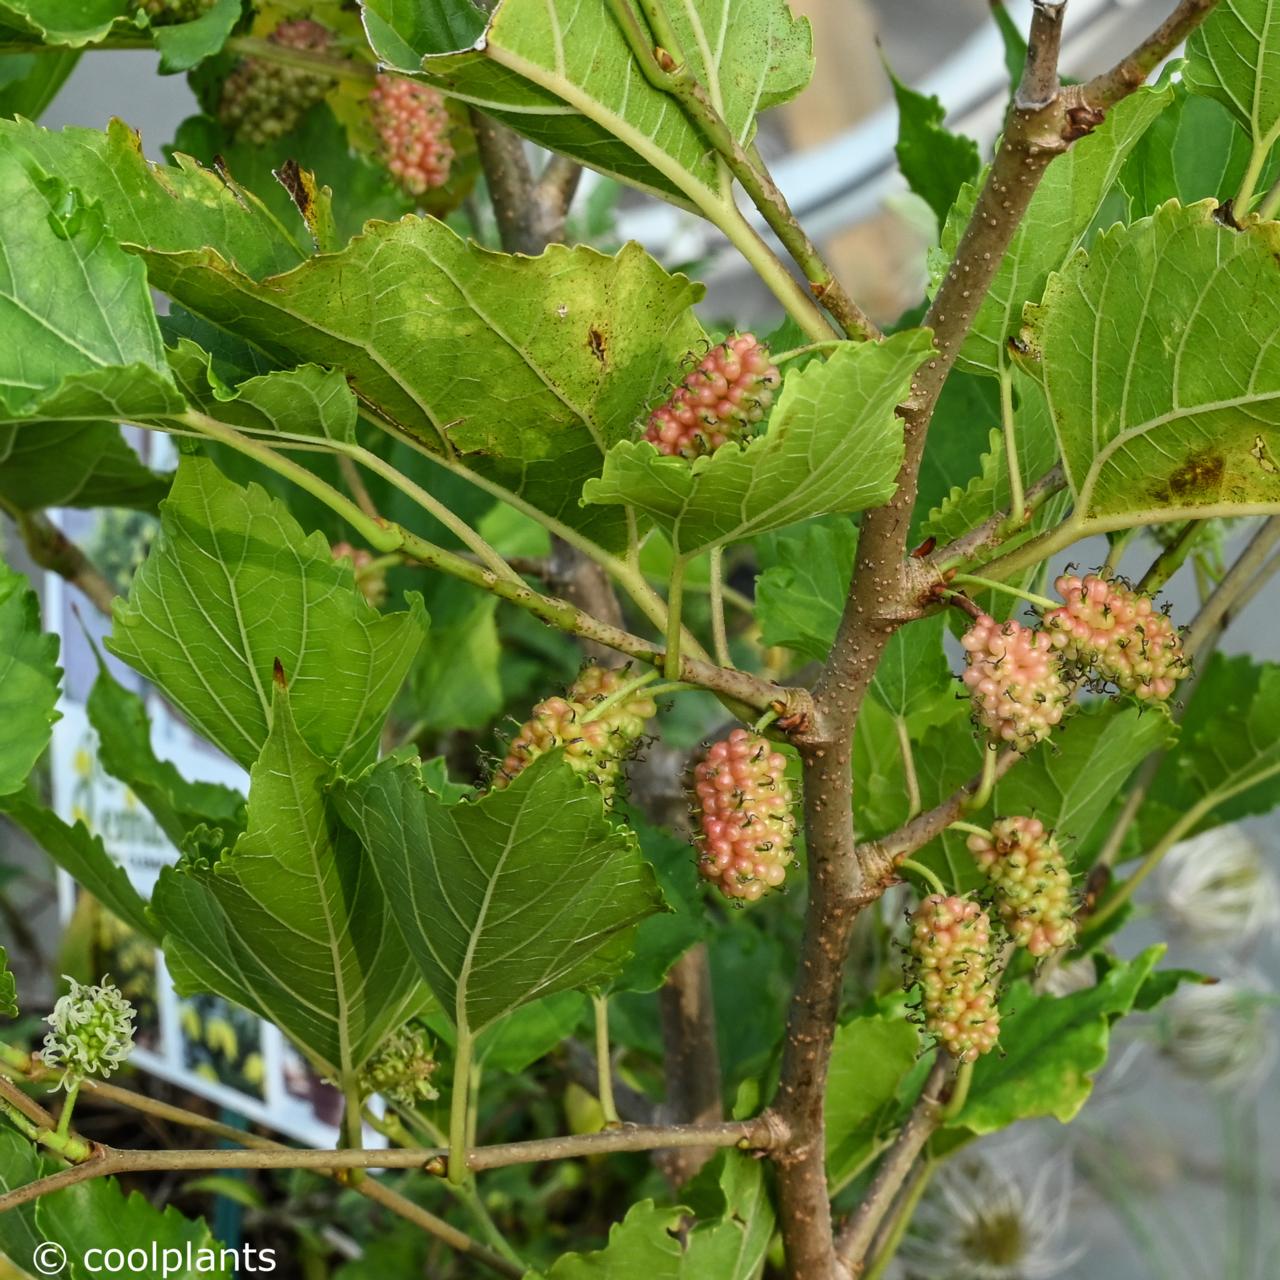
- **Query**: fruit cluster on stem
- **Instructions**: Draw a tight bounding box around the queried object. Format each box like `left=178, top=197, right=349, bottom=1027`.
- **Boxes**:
left=369, top=76, right=455, bottom=198
left=219, top=19, right=335, bottom=146
left=961, top=614, right=1070, bottom=752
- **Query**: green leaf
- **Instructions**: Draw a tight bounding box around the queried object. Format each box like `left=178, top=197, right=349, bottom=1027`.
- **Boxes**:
left=405, top=588, right=502, bottom=734
left=994, top=702, right=1177, bottom=860
left=0, top=943, right=15, bottom=1016
left=826, top=1011, right=921, bottom=1191
left=932, top=85, right=1171, bottom=376
left=427, top=991, right=588, bottom=1074
left=0, top=422, right=168, bottom=512
left=0, top=47, right=78, bottom=119
left=755, top=518, right=857, bottom=662
left=1120, top=82, right=1274, bottom=215
left=151, top=0, right=241, bottom=73
left=1016, top=200, right=1280, bottom=524
left=537, top=1152, right=773, bottom=1279
left=1145, top=654, right=1280, bottom=842
left=0, top=793, right=158, bottom=942
left=0, top=117, right=304, bottom=278
left=869, top=614, right=964, bottom=735
left=331, top=751, right=662, bottom=1039
left=86, top=659, right=246, bottom=849
left=584, top=331, right=931, bottom=556
left=152, top=679, right=423, bottom=1081
left=0, top=0, right=122, bottom=47
left=107, top=457, right=427, bottom=771
left=947, top=945, right=1165, bottom=1133
left=0, top=559, right=60, bottom=795
left=1185, top=0, right=1280, bottom=166
left=362, top=0, right=812, bottom=214
left=37, top=1175, right=231, bottom=1279
left=136, top=225, right=706, bottom=550
left=889, top=68, right=980, bottom=227
left=166, top=338, right=357, bottom=443
left=0, top=147, right=181, bottom=425
left=0, top=1128, right=57, bottom=1272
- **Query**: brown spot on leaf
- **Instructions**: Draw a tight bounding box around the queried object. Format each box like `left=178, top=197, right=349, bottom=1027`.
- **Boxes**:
left=272, top=657, right=287, bottom=688
left=1167, top=449, right=1226, bottom=499
left=588, top=327, right=606, bottom=363
left=275, top=158, right=311, bottom=220
left=1213, top=199, right=1241, bottom=230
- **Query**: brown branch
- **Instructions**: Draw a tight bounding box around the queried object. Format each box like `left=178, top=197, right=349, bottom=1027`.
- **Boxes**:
left=0, top=1120, right=777, bottom=1217
left=8, top=509, right=117, bottom=616
left=836, top=1055, right=955, bottom=1274
left=1078, top=0, right=1220, bottom=109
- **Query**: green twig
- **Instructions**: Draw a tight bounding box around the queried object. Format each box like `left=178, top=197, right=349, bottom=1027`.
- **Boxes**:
left=579, top=668, right=660, bottom=723
left=948, top=573, right=1057, bottom=612
left=895, top=717, right=921, bottom=820
left=664, top=557, right=687, bottom=680
left=947, top=820, right=991, bottom=841
left=708, top=546, right=732, bottom=669
left=897, top=859, right=946, bottom=898
left=591, top=995, right=619, bottom=1127
left=55, top=1082, right=78, bottom=1140
left=964, top=746, right=1000, bottom=813
left=998, top=361, right=1025, bottom=523
left=448, top=1029, right=475, bottom=1187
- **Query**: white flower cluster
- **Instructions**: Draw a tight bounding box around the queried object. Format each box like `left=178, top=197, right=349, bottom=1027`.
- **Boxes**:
left=42, top=976, right=136, bottom=1089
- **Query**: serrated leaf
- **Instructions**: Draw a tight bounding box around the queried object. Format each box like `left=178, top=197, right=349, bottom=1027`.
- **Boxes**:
left=136, top=226, right=706, bottom=550
left=1144, top=653, right=1280, bottom=843
left=0, top=148, right=182, bottom=425
left=932, top=85, right=1171, bottom=376
left=537, top=1152, right=772, bottom=1279
left=331, top=751, right=662, bottom=1039
left=363, top=0, right=812, bottom=214
left=0, top=944, right=15, bottom=1016
left=1185, top=0, right=1280, bottom=164
left=37, top=1174, right=231, bottom=1279
left=584, top=331, right=931, bottom=556
left=0, top=559, right=60, bottom=795
left=87, top=659, right=246, bottom=849
left=0, top=117, right=304, bottom=277
left=889, top=68, right=980, bottom=227
left=0, top=422, right=168, bottom=512
left=755, top=518, right=857, bottom=662
left=107, top=457, right=427, bottom=771
left=1017, top=200, right=1280, bottom=523
left=167, top=338, right=357, bottom=443
left=0, top=0, right=122, bottom=47
left=994, top=702, right=1177, bottom=860
left=0, top=792, right=158, bottom=942
left=947, top=946, right=1165, bottom=1133
left=0, top=47, right=79, bottom=119
left=1120, top=82, right=1274, bottom=216
left=153, top=680, right=423, bottom=1081
left=152, top=0, right=241, bottom=73
left=826, top=1012, right=921, bottom=1191
left=869, top=614, right=964, bottom=734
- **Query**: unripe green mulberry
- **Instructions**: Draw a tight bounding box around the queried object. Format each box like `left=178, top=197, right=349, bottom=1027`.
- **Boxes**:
left=692, top=728, right=796, bottom=902
left=139, top=0, right=213, bottom=23
left=967, top=816, right=1076, bottom=957
left=495, top=665, right=656, bottom=802
left=358, top=1024, right=438, bottom=1104
left=644, top=334, right=780, bottom=459
left=1042, top=573, right=1188, bottom=700
left=909, top=895, right=1000, bottom=1062
left=42, top=976, right=136, bottom=1089
left=218, top=19, right=335, bottom=146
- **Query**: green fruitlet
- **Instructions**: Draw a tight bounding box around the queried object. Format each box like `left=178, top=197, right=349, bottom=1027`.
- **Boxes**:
left=495, top=664, right=656, bottom=802
left=644, top=334, right=780, bottom=459
left=218, top=19, right=335, bottom=146
left=967, top=816, right=1077, bottom=957
left=692, top=728, right=796, bottom=902
left=139, top=0, right=213, bottom=23
left=909, top=895, right=1000, bottom=1062
left=358, top=1024, right=438, bottom=1105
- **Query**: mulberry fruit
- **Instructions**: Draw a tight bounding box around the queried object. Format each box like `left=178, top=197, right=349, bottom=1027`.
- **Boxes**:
left=42, top=976, right=137, bottom=1088
left=644, top=334, right=780, bottom=459
left=909, top=895, right=1000, bottom=1062
left=961, top=614, right=1070, bottom=752
left=967, top=817, right=1076, bottom=957
left=369, top=75, right=454, bottom=198
left=358, top=1023, right=438, bottom=1105
left=332, top=541, right=387, bottom=608
left=139, top=0, right=213, bottom=22
left=692, top=728, right=796, bottom=902
left=1042, top=573, right=1188, bottom=700
left=218, top=19, right=335, bottom=146
left=496, top=665, right=656, bottom=802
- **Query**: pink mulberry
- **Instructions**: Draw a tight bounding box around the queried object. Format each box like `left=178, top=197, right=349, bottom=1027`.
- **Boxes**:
left=967, top=817, right=1076, bottom=957
left=1042, top=573, right=1188, bottom=700
left=369, top=76, right=454, bottom=198
left=644, top=334, right=780, bottom=460
left=909, top=895, right=1000, bottom=1062
left=332, top=541, right=386, bottom=608
left=495, top=665, right=656, bottom=803
left=961, top=614, right=1070, bottom=752
left=692, top=728, right=796, bottom=902
left=218, top=19, right=334, bottom=146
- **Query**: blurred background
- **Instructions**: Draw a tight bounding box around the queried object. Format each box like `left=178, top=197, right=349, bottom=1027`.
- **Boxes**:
left=3, top=2, right=1278, bottom=1276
